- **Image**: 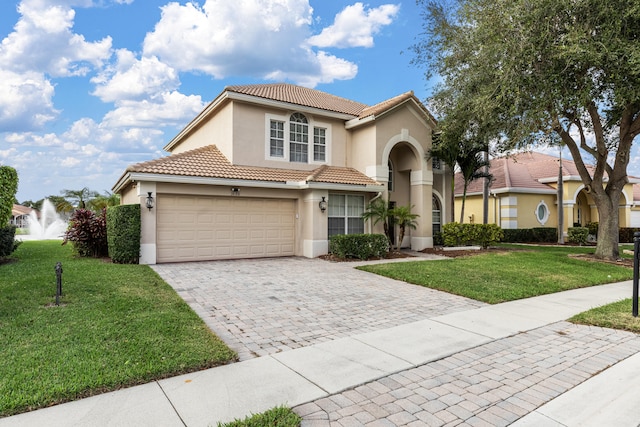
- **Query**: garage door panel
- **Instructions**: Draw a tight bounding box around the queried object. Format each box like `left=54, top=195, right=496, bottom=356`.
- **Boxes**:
left=157, top=195, right=295, bottom=262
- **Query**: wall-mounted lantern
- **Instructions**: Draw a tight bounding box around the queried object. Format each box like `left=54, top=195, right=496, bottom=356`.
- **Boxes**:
left=319, top=196, right=327, bottom=213
left=145, top=192, right=155, bottom=211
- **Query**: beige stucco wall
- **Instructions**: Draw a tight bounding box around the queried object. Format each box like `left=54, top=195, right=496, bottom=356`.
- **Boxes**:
left=228, top=102, right=350, bottom=169
left=170, top=101, right=234, bottom=158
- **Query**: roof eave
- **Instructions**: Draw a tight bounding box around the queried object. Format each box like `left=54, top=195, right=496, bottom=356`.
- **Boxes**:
left=345, top=97, right=437, bottom=130
left=229, top=92, right=357, bottom=120
left=114, top=172, right=384, bottom=192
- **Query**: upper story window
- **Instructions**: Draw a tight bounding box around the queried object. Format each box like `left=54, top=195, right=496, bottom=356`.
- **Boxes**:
left=314, top=127, right=326, bottom=162
left=432, top=158, right=441, bottom=170
left=388, top=160, right=394, bottom=192
left=266, top=113, right=330, bottom=164
left=289, top=113, right=308, bottom=163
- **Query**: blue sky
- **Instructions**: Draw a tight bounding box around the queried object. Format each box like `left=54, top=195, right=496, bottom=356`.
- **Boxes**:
left=1, top=0, right=438, bottom=202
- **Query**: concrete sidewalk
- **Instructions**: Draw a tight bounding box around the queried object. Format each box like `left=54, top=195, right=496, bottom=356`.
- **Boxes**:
left=1, top=280, right=638, bottom=426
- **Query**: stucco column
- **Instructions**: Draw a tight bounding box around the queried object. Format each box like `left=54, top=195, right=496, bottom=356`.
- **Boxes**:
left=562, top=203, right=573, bottom=238
left=302, top=190, right=329, bottom=257
left=410, top=170, right=433, bottom=250
left=137, top=182, right=157, bottom=265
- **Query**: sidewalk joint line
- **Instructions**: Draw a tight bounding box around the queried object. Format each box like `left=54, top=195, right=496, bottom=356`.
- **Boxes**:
left=156, top=380, right=188, bottom=427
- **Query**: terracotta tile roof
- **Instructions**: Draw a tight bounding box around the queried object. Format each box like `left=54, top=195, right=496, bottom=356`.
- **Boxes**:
left=358, top=91, right=437, bottom=123
left=454, top=151, right=596, bottom=195
left=226, top=83, right=368, bottom=116
left=12, top=204, right=33, bottom=216
left=127, top=145, right=380, bottom=187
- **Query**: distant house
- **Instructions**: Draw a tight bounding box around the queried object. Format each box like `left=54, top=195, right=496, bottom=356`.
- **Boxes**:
left=11, top=204, right=33, bottom=228
left=113, top=83, right=452, bottom=264
left=454, top=151, right=640, bottom=235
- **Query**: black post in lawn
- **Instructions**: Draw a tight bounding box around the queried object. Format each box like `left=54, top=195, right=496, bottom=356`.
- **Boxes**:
left=55, top=262, right=63, bottom=306
left=633, top=232, right=640, bottom=317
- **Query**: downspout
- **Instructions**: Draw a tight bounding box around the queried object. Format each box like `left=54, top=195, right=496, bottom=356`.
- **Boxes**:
left=367, top=192, right=383, bottom=234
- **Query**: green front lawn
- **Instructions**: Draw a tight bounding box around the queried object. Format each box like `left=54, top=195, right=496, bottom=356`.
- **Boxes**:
left=359, top=245, right=633, bottom=304
left=0, top=241, right=236, bottom=417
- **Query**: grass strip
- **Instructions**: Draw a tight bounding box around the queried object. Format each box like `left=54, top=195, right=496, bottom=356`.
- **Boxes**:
left=0, top=241, right=236, bottom=416
left=217, top=406, right=301, bottom=427
left=569, top=299, right=640, bottom=333
left=358, top=245, right=633, bottom=304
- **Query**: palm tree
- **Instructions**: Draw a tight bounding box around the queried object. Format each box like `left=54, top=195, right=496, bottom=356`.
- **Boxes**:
left=428, top=131, right=459, bottom=223
left=88, top=191, right=120, bottom=212
left=390, top=204, right=419, bottom=250
left=361, top=197, right=392, bottom=246
left=61, top=187, right=99, bottom=210
left=457, top=145, right=492, bottom=223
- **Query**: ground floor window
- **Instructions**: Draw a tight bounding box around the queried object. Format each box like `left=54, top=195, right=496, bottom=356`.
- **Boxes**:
left=432, top=195, right=441, bottom=234
left=328, top=194, right=364, bottom=237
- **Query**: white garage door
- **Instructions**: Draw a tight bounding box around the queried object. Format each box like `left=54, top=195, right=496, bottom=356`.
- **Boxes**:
left=157, top=195, right=295, bottom=263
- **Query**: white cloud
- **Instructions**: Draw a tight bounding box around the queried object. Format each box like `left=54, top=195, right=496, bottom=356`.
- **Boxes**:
left=101, top=91, right=205, bottom=128
left=141, top=0, right=359, bottom=86
left=307, top=3, right=400, bottom=48
left=0, top=70, right=58, bottom=131
left=0, top=0, right=112, bottom=77
left=92, top=50, right=180, bottom=102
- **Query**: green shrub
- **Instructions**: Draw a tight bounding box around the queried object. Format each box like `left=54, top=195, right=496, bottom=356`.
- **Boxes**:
left=619, top=228, right=640, bottom=243
left=442, top=223, right=503, bottom=248
left=62, top=208, right=108, bottom=257
left=475, top=224, right=504, bottom=248
left=587, top=222, right=599, bottom=235
left=329, top=234, right=389, bottom=260
left=502, top=227, right=556, bottom=243
left=0, top=166, right=18, bottom=226
left=568, top=227, right=589, bottom=245
left=531, top=227, right=557, bottom=242
left=502, top=228, right=532, bottom=243
left=433, top=231, right=444, bottom=246
left=107, top=204, right=141, bottom=264
left=0, top=225, right=20, bottom=258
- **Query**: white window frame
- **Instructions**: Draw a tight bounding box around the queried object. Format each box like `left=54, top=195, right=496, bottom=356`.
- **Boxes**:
left=265, top=113, right=330, bottom=164
left=328, top=194, right=365, bottom=237
left=535, top=200, right=550, bottom=225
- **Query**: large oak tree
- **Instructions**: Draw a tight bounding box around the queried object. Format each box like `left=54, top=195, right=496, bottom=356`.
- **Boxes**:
left=413, top=0, right=640, bottom=259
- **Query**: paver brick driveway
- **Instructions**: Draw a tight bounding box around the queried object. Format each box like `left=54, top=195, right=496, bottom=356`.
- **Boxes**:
left=152, top=256, right=486, bottom=361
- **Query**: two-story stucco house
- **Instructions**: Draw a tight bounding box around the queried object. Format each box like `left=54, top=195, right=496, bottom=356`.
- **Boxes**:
left=113, top=83, right=450, bottom=264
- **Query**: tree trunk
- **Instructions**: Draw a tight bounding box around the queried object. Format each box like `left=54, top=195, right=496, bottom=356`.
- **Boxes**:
left=459, top=185, right=467, bottom=224
left=450, top=170, right=456, bottom=223
left=593, top=194, right=620, bottom=260
left=398, top=225, right=405, bottom=250
left=557, top=153, right=564, bottom=244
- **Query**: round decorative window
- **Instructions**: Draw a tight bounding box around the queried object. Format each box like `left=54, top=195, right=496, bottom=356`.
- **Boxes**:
left=535, top=201, right=549, bottom=225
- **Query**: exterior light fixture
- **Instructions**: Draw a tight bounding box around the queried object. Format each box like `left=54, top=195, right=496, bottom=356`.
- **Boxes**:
left=231, top=187, right=240, bottom=196
left=319, top=196, right=327, bottom=213
left=145, top=192, right=154, bottom=211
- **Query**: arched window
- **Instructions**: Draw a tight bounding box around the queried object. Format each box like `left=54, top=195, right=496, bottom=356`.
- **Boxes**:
left=289, top=113, right=308, bottom=163
left=388, top=160, right=394, bottom=192
left=432, top=195, right=442, bottom=234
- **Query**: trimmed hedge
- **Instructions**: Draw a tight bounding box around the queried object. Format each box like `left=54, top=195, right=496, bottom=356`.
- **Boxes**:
left=502, top=227, right=557, bottom=243
left=329, top=234, right=389, bottom=260
left=0, top=166, right=18, bottom=226
left=107, top=204, right=141, bottom=264
left=620, top=228, right=640, bottom=243
left=0, top=225, right=20, bottom=258
left=441, top=223, right=504, bottom=249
